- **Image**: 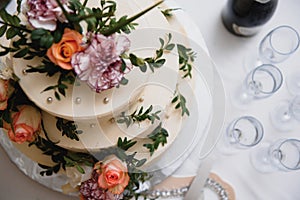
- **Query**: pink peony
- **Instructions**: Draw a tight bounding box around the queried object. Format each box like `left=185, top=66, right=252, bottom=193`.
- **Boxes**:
left=25, top=0, right=69, bottom=31
left=6, top=105, right=41, bottom=144
left=72, top=33, right=131, bottom=93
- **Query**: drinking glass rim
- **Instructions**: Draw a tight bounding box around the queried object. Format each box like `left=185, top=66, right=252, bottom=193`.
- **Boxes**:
left=250, top=64, right=283, bottom=95
left=230, top=116, right=264, bottom=147
left=271, top=138, right=300, bottom=170
left=268, top=25, right=300, bottom=56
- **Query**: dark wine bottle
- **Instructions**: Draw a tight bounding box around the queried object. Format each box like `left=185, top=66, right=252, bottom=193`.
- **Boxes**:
left=221, top=0, right=278, bottom=37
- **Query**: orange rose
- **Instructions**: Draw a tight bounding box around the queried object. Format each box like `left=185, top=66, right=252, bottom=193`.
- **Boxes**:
left=7, top=105, right=41, bottom=144
left=96, top=156, right=130, bottom=195
left=47, top=28, right=83, bottom=70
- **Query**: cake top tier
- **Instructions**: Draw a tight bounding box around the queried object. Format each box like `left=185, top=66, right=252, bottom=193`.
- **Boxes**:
left=11, top=0, right=178, bottom=120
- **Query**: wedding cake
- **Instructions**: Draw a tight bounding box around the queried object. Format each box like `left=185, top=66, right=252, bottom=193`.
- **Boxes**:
left=0, top=0, right=206, bottom=199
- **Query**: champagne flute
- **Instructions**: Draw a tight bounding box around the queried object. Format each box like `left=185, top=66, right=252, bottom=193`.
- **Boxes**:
left=218, top=116, right=264, bottom=155
left=259, top=25, right=300, bottom=63
left=235, top=64, right=283, bottom=106
left=251, top=139, right=300, bottom=173
left=270, top=95, right=300, bottom=131
left=245, top=25, right=300, bottom=71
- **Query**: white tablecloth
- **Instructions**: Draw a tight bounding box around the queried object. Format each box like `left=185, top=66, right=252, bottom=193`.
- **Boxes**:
left=177, top=0, right=300, bottom=199
left=1, top=0, right=300, bottom=199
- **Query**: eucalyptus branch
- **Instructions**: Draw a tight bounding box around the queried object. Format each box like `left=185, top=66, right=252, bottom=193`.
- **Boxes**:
left=177, top=44, right=196, bottom=79
left=128, top=33, right=174, bottom=73
left=56, top=117, right=83, bottom=141
left=172, top=87, right=190, bottom=117
left=143, top=123, right=169, bottom=156
left=117, top=105, right=161, bottom=127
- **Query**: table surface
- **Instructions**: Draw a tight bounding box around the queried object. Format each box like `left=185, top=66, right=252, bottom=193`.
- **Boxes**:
left=1, top=0, right=300, bottom=199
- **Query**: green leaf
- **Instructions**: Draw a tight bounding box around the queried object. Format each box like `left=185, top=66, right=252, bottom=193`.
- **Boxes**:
left=165, top=43, right=175, bottom=51
left=40, top=34, right=54, bottom=48
left=0, top=25, right=7, bottom=37
left=119, top=77, right=128, bottom=85
left=154, top=59, right=165, bottom=68
left=13, top=47, right=29, bottom=58
left=76, top=165, right=85, bottom=174
left=172, top=90, right=190, bottom=117
left=139, top=64, right=147, bottom=72
left=159, top=38, right=164, bottom=48
left=54, top=91, right=60, bottom=100
left=6, top=27, right=18, bottom=39
left=0, top=49, right=9, bottom=56
left=171, top=96, right=178, bottom=103
left=0, top=10, right=8, bottom=22
left=31, top=28, right=47, bottom=39
left=136, top=159, right=147, bottom=167
left=129, top=53, right=145, bottom=66
left=143, top=123, right=169, bottom=156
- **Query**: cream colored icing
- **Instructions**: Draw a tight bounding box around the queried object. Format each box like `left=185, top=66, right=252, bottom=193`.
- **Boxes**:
left=9, top=0, right=194, bottom=167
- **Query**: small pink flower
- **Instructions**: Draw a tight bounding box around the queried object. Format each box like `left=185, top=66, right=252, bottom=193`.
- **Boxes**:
left=6, top=105, right=41, bottom=144
left=25, top=0, right=69, bottom=31
left=72, top=33, right=131, bottom=93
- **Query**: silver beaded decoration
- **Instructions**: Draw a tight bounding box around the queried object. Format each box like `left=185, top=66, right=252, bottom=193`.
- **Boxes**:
left=46, top=97, right=53, bottom=104
left=103, top=97, right=109, bottom=104
left=145, top=186, right=190, bottom=199
left=204, top=178, right=229, bottom=200
left=75, top=97, right=81, bottom=104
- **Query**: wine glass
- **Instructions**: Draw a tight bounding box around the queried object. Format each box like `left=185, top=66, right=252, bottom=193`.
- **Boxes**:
left=235, top=64, right=283, bottom=106
left=245, top=25, right=300, bottom=71
left=259, top=25, right=300, bottom=63
left=218, top=116, right=264, bottom=155
left=270, top=95, right=300, bottom=131
left=251, top=139, right=300, bottom=173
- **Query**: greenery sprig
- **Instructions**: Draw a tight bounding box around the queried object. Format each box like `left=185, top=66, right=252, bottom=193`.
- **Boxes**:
left=160, top=8, right=181, bottom=18
left=32, top=135, right=153, bottom=199
left=143, top=122, right=169, bottom=156
left=56, top=117, right=83, bottom=141
left=177, top=44, right=196, bottom=79
left=172, top=88, right=190, bottom=117
left=117, top=105, right=161, bottom=127
left=30, top=135, right=95, bottom=176
left=127, top=33, right=175, bottom=73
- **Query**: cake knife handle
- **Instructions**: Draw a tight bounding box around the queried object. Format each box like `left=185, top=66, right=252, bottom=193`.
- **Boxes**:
left=184, top=153, right=216, bottom=200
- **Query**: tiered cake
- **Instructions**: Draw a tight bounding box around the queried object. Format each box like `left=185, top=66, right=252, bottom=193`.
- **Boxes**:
left=0, top=0, right=205, bottom=199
